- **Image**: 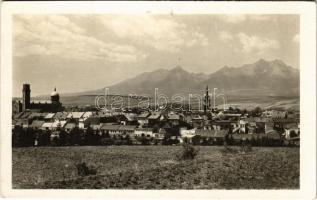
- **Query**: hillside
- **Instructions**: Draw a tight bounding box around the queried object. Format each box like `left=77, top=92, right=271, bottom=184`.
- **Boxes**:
left=70, top=59, right=299, bottom=97
left=29, top=59, right=299, bottom=110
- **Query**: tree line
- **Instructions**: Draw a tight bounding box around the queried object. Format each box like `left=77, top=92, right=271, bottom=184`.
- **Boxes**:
left=12, top=126, right=294, bottom=148
left=12, top=126, right=180, bottom=147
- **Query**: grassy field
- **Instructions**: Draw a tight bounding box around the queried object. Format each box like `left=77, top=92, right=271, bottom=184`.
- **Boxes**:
left=12, top=146, right=299, bottom=189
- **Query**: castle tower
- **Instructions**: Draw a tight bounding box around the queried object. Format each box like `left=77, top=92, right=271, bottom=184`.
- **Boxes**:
left=22, top=84, right=31, bottom=111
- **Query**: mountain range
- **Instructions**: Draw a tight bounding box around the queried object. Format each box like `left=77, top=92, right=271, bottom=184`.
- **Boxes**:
left=67, top=59, right=299, bottom=98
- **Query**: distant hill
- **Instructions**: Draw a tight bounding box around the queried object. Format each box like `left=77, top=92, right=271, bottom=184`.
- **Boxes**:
left=70, top=59, right=299, bottom=98
left=201, top=59, right=299, bottom=96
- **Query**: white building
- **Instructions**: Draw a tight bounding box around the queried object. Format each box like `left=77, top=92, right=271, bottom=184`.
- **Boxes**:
left=134, top=128, right=155, bottom=138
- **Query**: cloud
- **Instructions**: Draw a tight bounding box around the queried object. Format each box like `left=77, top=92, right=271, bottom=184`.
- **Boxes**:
left=293, top=34, right=299, bottom=43
left=219, top=30, right=234, bottom=42
left=99, top=15, right=209, bottom=53
left=13, top=15, right=147, bottom=63
left=249, top=15, right=271, bottom=21
left=238, top=33, right=280, bottom=54
left=220, top=15, right=247, bottom=23
left=220, top=15, right=272, bottom=24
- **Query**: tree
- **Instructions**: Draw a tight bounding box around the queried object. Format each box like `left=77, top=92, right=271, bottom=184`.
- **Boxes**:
left=59, top=128, right=67, bottom=146
left=235, top=108, right=241, bottom=113
left=104, top=130, right=110, bottom=138
left=162, top=135, right=168, bottom=145
left=290, top=130, right=297, bottom=138
left=70, top=127, right=82, bottom=145
left=18, top=128, right=36, bottom=147
left=38, top=128, right=51, bottom=146
left=228, top=125, right=233, bottom=134
left=124, top=134, right=132, bottom=145
left=179, top=143, right=199, bottom=160
left=224, top=133, right=231, bottom=146
left=84, top=126, right=94, bottom=145
left=252, top=107, right=262, bottom=117
left=12, top=126, right=24, bottom=147
left=140, top=134, right=149, bottom=145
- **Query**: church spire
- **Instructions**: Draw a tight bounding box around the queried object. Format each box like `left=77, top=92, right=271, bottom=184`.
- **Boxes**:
left=204, top=85, right=210, bottom=114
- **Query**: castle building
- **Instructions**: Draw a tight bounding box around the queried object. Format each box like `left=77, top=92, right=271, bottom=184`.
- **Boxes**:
left=13, top=84, right=63, bottom=113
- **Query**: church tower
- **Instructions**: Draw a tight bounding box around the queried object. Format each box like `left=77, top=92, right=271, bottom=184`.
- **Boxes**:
left=203, top=85, right=210, bottom=114
left=50, top=87, right=60, bottom=103
left=50, top=87, right=62, bottom=112
left=22, top=84, right=31, bottom=111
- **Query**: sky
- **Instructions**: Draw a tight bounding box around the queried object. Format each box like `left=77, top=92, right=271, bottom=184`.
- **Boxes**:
left=13, top=14, right=299, bottom=97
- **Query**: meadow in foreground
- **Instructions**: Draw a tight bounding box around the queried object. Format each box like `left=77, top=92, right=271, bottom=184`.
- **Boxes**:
left=12, top=146, right=299, bottom=189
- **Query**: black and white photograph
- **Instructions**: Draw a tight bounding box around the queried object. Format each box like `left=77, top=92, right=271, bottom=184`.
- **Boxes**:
left=0, top=1, right=316, bottom=199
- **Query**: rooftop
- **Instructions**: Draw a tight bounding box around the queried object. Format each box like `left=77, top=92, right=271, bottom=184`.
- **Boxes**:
left=44, top=113, right=56, bottom=119
left=42, top=122, right=53, bottom=128
left=67, top=112, right=85, bottom=119
left=100, top=124, right=137, bottom=131
left=135, top=127, right=154, bottom=132
left=148, top=112, right=161, bottom=119
left=138, top=112, right=150, bottom=118
left=29, top=120, right=45, bottom=128
left=52, top=120, right=67, bottom=128
left=53, top=112, right=69, bottom=119
left=167, top=113, right=180, bottom=120
left=65, top=123, right=77, bottom=129
left=195, top=129, right=227, bottom=138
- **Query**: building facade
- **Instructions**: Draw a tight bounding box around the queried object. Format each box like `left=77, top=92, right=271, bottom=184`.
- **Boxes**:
left=13, top=84, right=63, bottom=113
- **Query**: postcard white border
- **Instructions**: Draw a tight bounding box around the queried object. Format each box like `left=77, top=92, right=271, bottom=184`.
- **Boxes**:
left=1, top=1, right=316, bottom=199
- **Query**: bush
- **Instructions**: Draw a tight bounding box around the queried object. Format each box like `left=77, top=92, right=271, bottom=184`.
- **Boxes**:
left=246, top=143, right=253, bottom=152
left=75, top=162, right=97, bottom=176
left=12, top=127, right=36, bottom=147
left=51, top=136, right=60, bottom=146
left=220, top=146, right=239, bottom=155
left=240, top=140, right=252, bottom=153
left=38, top=130, right=51, bottom=146
left=178, top=143, right=199, bottom=160
left=138, top=136, right=150, bottom=145
left=114, top=139, right=123, bottom=146
left=100, top=138, right=114, bottom=146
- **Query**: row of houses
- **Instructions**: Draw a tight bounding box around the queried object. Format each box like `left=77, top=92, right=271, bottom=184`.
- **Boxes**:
left=12, top=109, right=300, bottom=142
left=180, top=116, right=300, bottom=142
left=179, top=128, right=288, bottom=145
left=13, top=111, right=182, bottom=127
